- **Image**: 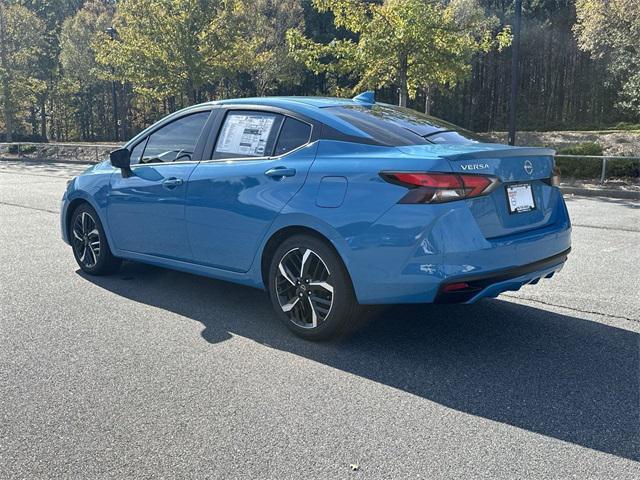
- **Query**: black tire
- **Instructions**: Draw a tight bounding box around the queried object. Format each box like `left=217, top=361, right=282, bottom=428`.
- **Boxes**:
left=69, top=203, right=121, bottom=275
left=268, top=234, right=364, bottom=341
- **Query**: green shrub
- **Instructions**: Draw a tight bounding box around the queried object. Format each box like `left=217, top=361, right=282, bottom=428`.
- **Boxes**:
left=7, top=145, right=37, bottom=155
left=606, top=159, right=640, bottom=178
left=555, top=157, right=602, bottom=179
left=556, top=143, right=604, bottom=179
left=610, top=122, right=640, bottom=131
left=555, top=142, right=638, bottom=179
left=557, top=142, right=603, bottom=156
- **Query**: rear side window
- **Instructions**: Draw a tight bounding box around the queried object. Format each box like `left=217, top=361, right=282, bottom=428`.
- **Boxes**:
left=274, top=117, right=312, bottom=156
left=328, top=104, right=479, bottom=146
left=214, top=111, right=282, bottom=159
left=140, top=111, right=210, bottom=164
left=330, top=106, right=427, bottom=146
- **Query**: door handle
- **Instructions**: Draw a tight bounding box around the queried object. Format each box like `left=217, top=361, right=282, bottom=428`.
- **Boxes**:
left=162, top=177, right=184, bottom=189
left=264, top=167, right=296, bottom=179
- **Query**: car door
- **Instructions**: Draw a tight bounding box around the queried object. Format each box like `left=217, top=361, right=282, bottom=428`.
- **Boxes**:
left=185, top=108, right=318, bottom=272
left=107, top=109, right=213, bottom=260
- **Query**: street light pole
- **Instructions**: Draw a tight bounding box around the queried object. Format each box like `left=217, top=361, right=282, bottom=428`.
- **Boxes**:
left=106, top=27, right=119, bottom=141
left=508, top=0, right=522, bottom=146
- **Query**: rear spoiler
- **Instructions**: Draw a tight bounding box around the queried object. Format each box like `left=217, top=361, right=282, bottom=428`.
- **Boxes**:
left=443, top=146, right=556, bottom=161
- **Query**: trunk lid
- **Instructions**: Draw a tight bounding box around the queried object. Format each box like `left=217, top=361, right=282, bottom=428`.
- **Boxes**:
left=398, top=144, right=559, bottom=239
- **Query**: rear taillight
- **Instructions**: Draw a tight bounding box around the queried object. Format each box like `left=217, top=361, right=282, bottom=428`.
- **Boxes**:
left=380, top=172, right=499, bottom=204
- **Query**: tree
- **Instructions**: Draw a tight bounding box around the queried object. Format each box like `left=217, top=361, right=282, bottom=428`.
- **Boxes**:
left=15, top=0, right=84, bottom=139
left=59, top=0, right=115, bottom=140
left=436, top=0, right=619, bottom=132
left=574, top=0, right=640, bottom=119
left=94, top=0, right=259, bottom=105
left=0, top=2, right=45, bottom=141
left=287, top=0, right=511, bottom=107
left=1, top=0, right=633, bottom=141
left=247, top=0, right=306, bottom=96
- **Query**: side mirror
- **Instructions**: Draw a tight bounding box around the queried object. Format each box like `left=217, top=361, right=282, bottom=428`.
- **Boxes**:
left=110, top=148, right=133, bottom=177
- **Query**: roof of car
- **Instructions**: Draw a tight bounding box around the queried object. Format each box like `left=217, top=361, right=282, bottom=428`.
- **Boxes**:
left=208, top=95, right=378, bottom=139
left=214, top=95, right=361, bottom=108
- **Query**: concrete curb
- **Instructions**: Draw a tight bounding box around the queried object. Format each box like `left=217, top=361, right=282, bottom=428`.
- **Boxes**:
left=560, top=186, right=640, bottom=200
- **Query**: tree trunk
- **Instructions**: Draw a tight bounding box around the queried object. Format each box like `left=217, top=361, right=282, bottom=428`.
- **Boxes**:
left=1, top=80, right=12, bottom=143
left=30, top=105, right=36, bottom=135
left=39, top=95, right=47, bottom=140
left=398, top=53, right=408, bottom=107
left=0, top=3, right=13, bottom=142
left=398, top=76, right=408, bottom=107
left=424, top=86, right=432, bottom=115
left=257, top=78, right=268, bottom=97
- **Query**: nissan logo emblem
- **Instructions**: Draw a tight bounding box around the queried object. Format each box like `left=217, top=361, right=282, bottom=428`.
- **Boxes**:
left=524, top=160, right=534, bottom=175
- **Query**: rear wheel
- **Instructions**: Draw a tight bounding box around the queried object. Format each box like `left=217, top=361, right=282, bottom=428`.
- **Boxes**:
left=70, top=203, right=121, bottom=275
left=268, top=234, right=363, bottom=340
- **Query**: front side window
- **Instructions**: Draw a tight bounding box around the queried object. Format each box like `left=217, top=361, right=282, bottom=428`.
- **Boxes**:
left=129, top=137, right=148, bottom=165
left=139, top=111, right=210, bottom=164
left=328, top=104, right=479, bottom=146
left=274, top=117, right=312, bottom=156
left=214, top=111, right=282, bottom=159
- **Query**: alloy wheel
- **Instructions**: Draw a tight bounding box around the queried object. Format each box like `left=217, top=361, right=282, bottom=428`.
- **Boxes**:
left=275, top=248, right=334, bottom=329
left=72, top=211, right=101, bottom=268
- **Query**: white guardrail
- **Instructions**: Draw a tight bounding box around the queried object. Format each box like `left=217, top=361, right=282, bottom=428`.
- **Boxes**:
left=1, top=143, right=639, bottom=184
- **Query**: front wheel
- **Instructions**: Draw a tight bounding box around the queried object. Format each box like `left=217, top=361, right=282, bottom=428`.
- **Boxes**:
left=268, top=235, right=364, bottom=341
left=70, top=203, right=121, bottom=275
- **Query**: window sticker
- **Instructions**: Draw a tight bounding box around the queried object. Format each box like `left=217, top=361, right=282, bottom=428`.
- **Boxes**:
left=216, top=114, right=276, bottom=157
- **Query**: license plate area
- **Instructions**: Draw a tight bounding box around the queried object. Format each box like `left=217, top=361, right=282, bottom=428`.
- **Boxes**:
left=506, top=183, right=536, bottom=214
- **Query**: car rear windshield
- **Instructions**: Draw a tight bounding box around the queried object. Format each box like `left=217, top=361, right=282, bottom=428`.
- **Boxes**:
left=327, top=104, right=480, bottom=146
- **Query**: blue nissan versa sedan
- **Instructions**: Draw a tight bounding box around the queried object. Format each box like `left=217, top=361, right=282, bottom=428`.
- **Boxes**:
left=61, top=92, right=571, bottom=340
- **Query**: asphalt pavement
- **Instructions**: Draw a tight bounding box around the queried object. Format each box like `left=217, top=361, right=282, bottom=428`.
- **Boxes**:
left=1, top=160, right=639, bottom=479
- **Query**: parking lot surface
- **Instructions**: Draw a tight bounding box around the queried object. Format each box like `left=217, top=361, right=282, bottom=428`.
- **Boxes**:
left=1, top=160, right=639, bottom=479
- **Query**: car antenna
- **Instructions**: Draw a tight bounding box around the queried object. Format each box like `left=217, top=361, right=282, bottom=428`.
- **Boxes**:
left=352, top=91, right=375, bottom=104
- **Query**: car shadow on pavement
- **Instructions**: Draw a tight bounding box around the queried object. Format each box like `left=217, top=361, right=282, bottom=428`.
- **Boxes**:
left=80, top=262, right=640, bottom=462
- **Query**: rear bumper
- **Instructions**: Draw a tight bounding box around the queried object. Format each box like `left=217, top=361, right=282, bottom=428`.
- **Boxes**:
left=343, top=189, right=571, bottom=304
left=435, top=248, right=570, bottom=303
